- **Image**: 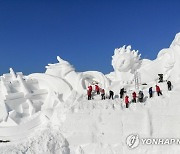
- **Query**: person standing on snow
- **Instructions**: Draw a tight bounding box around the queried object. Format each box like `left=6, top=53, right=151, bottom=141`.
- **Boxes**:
left=138, top=91, right=144, bottom=102
left=156, top=85, right=162, bottom=96
left=132, top=91, right=137, bottom=103
left=149, top=87, right=153, bottom=98
left=167, top=81, right=172, bottom=91
left=95, top=84, right=100, bottom=94
left=109, top=90, right=114, bottom=99
left=125, top=95, right=129, bottom=108
left=120, top=88, right=125, bottom=98
left=88, top=85, right=92, bottom=92
left=87, top=89, right=92, bottom=100
left=101, top=89, right=105, bottom=100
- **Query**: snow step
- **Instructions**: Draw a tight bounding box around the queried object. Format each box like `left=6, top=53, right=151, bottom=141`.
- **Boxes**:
left=0, top=113, right=46, bottom=141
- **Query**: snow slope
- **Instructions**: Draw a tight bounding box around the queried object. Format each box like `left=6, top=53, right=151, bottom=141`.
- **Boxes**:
left=54, top=81, right=180, bottom=154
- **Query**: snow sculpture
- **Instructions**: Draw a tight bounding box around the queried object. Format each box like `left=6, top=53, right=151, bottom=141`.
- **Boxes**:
left=29, top=73, right=73, bottom=108
left=0, top=68, right=74, bottom=140
left=138, top=33, right=180, bottom=83
left=0, top=68, right=48, bottom=127
left=46, top=56, right=110, bottom=93
left=112, top=45, right=141, bottom=72
left=107, top=45, right=141, bottom=83
left=0, top=32, right=180, bottom=143
left=168, top=33, right=180, bottom=81
left=170, top=32, right=180, bottom=47
left=106, top=35, right=180, bottom=84
left=47, top=56, right=76, bottom=78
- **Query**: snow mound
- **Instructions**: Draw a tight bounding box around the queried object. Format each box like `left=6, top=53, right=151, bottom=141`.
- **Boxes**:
left=0, top=124, right=70, bottom=154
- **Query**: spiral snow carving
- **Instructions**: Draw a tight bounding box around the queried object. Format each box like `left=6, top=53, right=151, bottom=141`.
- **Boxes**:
left=112, top=45, right=141, bottom=73
left=46, top=56, right=110, bottom=93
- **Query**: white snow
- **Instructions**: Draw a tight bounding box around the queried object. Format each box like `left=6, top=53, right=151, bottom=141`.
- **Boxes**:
left=0, top=33, right=180, bottom=153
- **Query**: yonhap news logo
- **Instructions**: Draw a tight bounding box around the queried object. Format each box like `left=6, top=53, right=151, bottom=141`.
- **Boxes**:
left=126, top=134, right=140, bottom=149
left=126, top=134, right=180, bottom=149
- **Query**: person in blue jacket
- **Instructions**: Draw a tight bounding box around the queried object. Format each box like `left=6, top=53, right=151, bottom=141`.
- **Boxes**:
left=149, top=87, right=153, bottom=98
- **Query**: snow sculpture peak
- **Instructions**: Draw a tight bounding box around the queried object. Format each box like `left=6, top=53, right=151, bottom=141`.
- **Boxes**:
left=46, top=56, right=73, bottom=69
left=112, top=45, right=141, bottom=73
left=170, top=32, right=180, bottom=48
left=57, top=56, right=69, bottom=65
left=46, top=56, right=75, bottom=78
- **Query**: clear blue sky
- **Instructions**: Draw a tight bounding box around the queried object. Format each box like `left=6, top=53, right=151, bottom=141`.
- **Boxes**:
left=0, top=0, right=180, bottom=75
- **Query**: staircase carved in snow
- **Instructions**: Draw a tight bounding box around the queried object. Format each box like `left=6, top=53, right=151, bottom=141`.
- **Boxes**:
left=0, top=68, right=48, bottom=126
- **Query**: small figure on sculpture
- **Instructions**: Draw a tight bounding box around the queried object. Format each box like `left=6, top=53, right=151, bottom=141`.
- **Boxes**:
left=120, top=88, right=125, bottom=99
left=138, top=91, right=144, bottom=102
left=95, top=84, right=100, bottom=95
left=149, top=87, right=153, bottom=98
left=132, top=91, right=137, bottom=103
left=101, top=89, right=105, bottom=100
left=109, top=90, right=114, bottom=100
left=167, top=81, right=172, bottom=91
left=156, top=85, right=163, bottom=96
left=87, top=89, right=92, bottom=100
left=88, top=85, right=92, bottom=92
left=125, top=95, right=129, bottom=108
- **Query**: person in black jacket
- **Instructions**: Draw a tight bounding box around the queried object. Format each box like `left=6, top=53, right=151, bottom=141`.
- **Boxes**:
left=109, top=90, right=114, bottom=99
left=167, top=81, right=172, bottom=91
left=120, top=88, right=125, bottom=98
left=138, top=91, right=144, bottom=102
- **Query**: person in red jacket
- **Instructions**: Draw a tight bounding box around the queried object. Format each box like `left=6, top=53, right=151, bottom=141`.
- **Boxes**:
left=156, top=85, right=162, bottom=96
left=87, top=89, right=92, bottom=100
left=125, top=95, right=129, bottom=108
left=101, top=89, right=105, bottom=100
left=132, top=91, right=137, bottom=103
left=95, top=84, right=100, bottom=94
left=88, top=85, right=92, bottom=92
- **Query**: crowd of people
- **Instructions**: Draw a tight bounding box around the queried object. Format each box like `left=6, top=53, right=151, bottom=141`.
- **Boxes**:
left=87, top=84, right=113, bottom=100
left=87, top=80, right=172, bottom=109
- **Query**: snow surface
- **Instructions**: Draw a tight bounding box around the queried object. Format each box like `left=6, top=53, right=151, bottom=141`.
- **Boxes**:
left=0, top=33, right=180, bottom=153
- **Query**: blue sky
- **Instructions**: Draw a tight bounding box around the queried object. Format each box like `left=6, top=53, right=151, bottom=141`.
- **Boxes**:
left=0, top=0, right=180, bottom=75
